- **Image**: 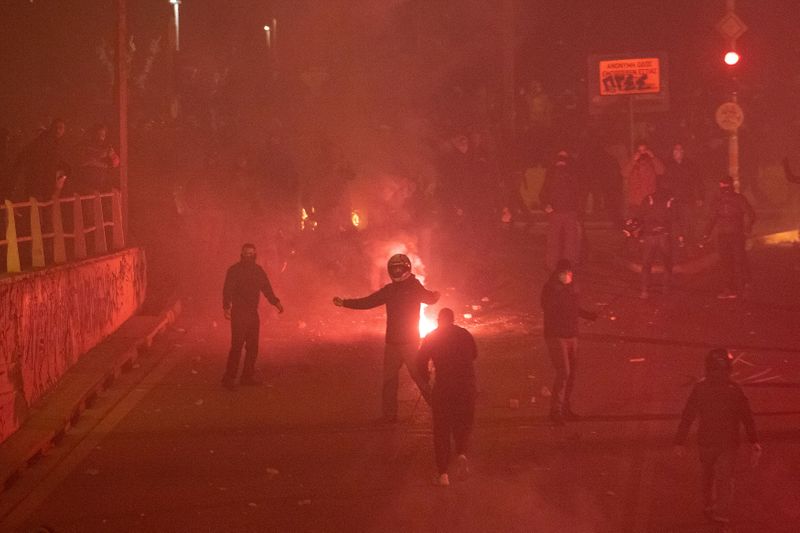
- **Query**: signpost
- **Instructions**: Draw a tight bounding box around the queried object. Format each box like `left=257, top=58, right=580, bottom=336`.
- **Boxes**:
left=598, top=57, right=661, bottom=96
left=717, top=0, right=747, bottom=192
left=588, top=53, right=668, bottom=152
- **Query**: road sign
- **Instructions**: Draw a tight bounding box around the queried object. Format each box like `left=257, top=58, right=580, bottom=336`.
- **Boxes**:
left=716, top=102, right=744, bottom=131
left=716, top=12, right=748, bottom=41
left=598, top=57, right=661, bottom=96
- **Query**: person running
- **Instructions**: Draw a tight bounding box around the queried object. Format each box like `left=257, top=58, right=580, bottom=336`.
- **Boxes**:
left=418, top=308, right=478, bottom=486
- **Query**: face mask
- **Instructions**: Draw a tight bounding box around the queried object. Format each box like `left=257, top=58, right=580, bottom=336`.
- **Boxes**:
left=558, top=271, right=573, bottom=285
left=241, top=251, right=256, bottom=263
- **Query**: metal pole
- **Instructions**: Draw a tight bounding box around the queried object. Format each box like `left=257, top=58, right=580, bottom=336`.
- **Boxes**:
left=116, top=0, right=129, bottom=236
left=725, top=0, right=740, bottom=192
left=500, top=0, right=516, bottom=139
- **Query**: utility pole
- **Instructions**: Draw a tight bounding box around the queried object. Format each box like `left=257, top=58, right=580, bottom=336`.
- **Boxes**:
left=500, top=0, right=515, bottom=140
left=116, top=0, right=129, bottom=235
left=716, top=0, right=748, bottom=192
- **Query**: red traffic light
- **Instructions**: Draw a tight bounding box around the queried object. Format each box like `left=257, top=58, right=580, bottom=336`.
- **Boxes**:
left=724, top=51, right=740, bottom=66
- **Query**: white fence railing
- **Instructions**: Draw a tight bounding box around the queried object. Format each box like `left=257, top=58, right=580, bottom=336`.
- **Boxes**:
left=1, top=190, right=125, bottom=273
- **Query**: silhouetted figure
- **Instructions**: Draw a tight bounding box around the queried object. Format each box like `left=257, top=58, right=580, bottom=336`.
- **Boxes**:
left=418, top=308, right=477, bottom=487
left=540, top=150, right=582, bottom=270
left=638, top=182, right=681, bottom=299
left=334, top=254, right=440, bottom=422
left=622, top=141, right=665, bottom=214
left=702, top=176, right=756, bottom=299
left=74, top=124, right=119, bottom=194
left=222, top=243, right=284, bottom=389
left=13, top=118, right=70, bottom=200
left=540, top=259, right=597, bottom=425
left=674, top=348, right=761, bottom=525
left=664, top=143, right=704, bottom=244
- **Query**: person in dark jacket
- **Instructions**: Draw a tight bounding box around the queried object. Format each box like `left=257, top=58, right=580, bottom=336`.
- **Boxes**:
left=74, top=124, right=120, bottom=194
left=702, top=176, right=756, bottom=299
left=418, top=308, right=478, bottom=486
left=13, top=118, right=70, bottom=200
left=334, top=253, right=440, bottom=423
left=674, top=348, right=761, bottom=525
left=540, top=259, right=597, bottom=425
left=664, top=143, right=705, bottom=245
left=540, top=150, right=583, bottom=270
left=222, top=243, right=284, bottom=389
left=638, top=181, right=682, bottom=299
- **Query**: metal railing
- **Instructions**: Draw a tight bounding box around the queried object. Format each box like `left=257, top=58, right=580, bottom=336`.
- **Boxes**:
left=1, top=190, right=125, bottom=273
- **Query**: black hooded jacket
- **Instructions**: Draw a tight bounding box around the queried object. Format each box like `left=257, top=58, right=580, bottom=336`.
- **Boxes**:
left=674, top=377, right=758, bottom=449
left=343, top=275, right=438, bottom=344
left=540, top=274, right=596, bottom=338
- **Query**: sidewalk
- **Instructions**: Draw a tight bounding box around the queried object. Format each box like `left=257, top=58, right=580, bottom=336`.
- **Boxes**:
left=0, top=298, right=182, bottom=493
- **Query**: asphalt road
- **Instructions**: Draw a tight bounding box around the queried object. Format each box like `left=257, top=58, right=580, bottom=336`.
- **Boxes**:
left=2, top=233, right=799, bottom=533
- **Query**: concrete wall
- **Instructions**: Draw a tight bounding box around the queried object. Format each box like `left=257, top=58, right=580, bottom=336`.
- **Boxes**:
left=0, top=248, right=146, bottom=442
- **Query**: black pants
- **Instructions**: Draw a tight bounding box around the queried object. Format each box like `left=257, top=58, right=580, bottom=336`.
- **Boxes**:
left=383, top=342, right=431, bottom=419
left=432, top=390, right=475, bottom=474
left=641, top=233, right=673, bottom=291
left=225, top=311, right=260, bottom=381
left=718, top=232, right=748, bottom=292
left=545, top=336, right=577, bottom=417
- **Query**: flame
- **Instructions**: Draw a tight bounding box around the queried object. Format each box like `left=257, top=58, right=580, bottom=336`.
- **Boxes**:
left=351, top=209, right=361, bottom=228
left=419, top=304, right=437, bottom=338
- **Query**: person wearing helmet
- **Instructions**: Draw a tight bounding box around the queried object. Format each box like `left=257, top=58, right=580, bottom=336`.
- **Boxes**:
left=333, top=254, right=441, bottom=423
left=673, top=348, right=761, bottom=525
left=540, top=259, right=598, bottom=425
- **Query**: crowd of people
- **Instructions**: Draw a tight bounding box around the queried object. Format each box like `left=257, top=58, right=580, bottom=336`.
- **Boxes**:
left=0, top=118, right=120, bottom=204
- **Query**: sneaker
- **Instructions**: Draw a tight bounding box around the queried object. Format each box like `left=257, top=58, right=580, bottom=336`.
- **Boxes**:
left=456, top=454, right=470, bottom=478
left=433, top=473, right=450, bottom=487
left=716, top=290, right=738, bottom=299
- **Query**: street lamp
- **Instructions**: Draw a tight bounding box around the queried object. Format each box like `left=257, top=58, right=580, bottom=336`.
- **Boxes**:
left=170, top=0, right=181, bottom=52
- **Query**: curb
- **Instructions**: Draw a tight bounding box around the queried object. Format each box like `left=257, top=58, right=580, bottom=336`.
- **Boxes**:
left=0, top=297, right=182, bottom=494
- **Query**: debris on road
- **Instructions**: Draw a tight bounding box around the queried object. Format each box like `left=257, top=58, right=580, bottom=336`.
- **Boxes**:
left=629, top=358, right=646, bottom=363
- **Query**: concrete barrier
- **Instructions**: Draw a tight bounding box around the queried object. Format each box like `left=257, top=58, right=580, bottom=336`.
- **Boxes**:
left=0, top=248, right=146, bottom=443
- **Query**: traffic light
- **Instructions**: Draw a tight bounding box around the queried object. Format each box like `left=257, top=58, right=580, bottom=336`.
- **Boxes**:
left=724, top=51, right=740, bottom=66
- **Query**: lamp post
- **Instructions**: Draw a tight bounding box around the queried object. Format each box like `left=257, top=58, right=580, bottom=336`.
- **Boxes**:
left=116, top=0, right=128, bottom=235
left=170, top=0, right=181, bottom=52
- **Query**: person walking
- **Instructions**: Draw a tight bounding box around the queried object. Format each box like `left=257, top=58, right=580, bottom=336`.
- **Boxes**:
left=702, top=176, right=756, bottom=299
left=418, top=308, right=478, bottom=487
left=540, top=259, right=597, bottom=425
left=334, top=253, right=440, bottom=423
left=222, top=243, right=284, bottom=389
left=674, top=348, right=762, bottom=525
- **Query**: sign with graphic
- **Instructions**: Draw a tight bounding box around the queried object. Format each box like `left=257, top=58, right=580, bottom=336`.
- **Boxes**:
left=715, top=102, right=744, bottom=131
left=599, top=57, right=661, bottom=96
